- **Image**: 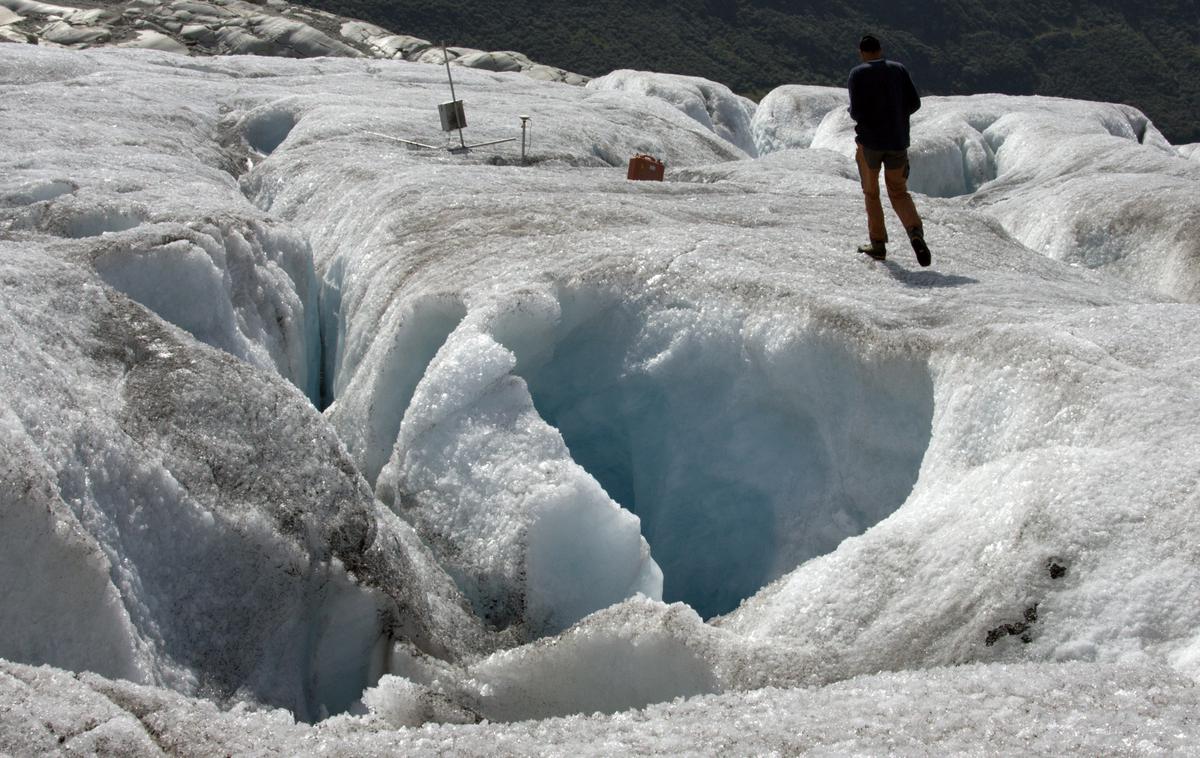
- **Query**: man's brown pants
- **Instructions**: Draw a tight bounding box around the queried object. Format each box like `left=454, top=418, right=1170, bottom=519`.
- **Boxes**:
left=856, top=144, right=922, bottom=244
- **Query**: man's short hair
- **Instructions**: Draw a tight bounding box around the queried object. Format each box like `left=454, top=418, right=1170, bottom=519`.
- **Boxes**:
left=859, top=35, right=882, bottom=53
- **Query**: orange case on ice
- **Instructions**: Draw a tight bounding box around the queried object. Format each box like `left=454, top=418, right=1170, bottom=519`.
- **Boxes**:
left=627, top=154, right=665, bottom=181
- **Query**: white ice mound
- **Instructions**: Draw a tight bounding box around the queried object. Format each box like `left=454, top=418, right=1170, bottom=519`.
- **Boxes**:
left=588, top=69, right=759, bottom=156
left=459, top=598, right=721, bottom=722
left=804, top=94, right=1175, bottom=197
left=722, top=304, right=1200, bottom=682
left=0, top=243, right=489, bottom=722
left=91, top=218, right=322, bottom=402
left=117, top=29, right=189, bottom=54
left=378, top=316, right=662, bottom=636
left=750, top=84, right=848, bottom=154
left=352, top=597, right=727, bottom=725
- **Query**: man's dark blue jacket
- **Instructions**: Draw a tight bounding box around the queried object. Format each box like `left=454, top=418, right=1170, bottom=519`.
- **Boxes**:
left=848, top=58, right=921, bottom=151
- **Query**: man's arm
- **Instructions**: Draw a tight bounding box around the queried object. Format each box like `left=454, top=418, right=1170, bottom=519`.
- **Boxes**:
left=902, top=67, right=921, bottom=115
left=848, top=69, right=863, bottom=122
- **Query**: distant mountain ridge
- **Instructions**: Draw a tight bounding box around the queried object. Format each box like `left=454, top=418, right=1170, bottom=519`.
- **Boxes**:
left=290, top=0, right=1200, bottom=144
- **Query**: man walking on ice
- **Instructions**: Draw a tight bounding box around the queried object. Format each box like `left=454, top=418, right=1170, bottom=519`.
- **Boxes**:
left=849, top=34, right=932, bottom=267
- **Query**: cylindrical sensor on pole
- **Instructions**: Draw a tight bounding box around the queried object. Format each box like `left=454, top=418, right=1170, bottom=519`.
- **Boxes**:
left=519, top=115, right=530, bottom=164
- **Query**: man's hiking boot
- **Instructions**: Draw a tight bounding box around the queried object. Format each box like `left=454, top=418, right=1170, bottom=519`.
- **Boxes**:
left=858, top=241, right=887, bottom=261
left=908, top=227, right=931, bottom=267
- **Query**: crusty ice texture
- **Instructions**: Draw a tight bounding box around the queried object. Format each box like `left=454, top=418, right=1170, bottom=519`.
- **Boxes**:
left=2, top=43, right=1200, bottom=750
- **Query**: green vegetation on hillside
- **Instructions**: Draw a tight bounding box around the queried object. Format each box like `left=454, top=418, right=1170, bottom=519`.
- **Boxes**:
left=300, top=0, right=1200, bottom=144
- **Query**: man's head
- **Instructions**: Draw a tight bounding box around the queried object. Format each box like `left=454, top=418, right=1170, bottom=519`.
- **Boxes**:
left=859, top=34, right=883, bottom=62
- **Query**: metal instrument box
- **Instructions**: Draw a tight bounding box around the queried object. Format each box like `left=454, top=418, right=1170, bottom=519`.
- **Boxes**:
left=439, top=100, right=467, bottom=131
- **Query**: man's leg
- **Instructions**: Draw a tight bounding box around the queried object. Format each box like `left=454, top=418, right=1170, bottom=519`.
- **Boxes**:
left=882, top=152, right=931, bottom=266
left=882, top=154, right=922, bottom=237
left=856, top=145, right=887, bottom=244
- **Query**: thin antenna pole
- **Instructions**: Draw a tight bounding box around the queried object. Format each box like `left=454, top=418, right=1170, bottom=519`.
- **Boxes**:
left=442, top=42, right=466, bottom=150
left=442, top=42, right=458, bottom=102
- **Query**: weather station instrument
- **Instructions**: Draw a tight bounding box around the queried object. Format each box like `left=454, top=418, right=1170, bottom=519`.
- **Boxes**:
left=367, top=43, right=523, bottom=155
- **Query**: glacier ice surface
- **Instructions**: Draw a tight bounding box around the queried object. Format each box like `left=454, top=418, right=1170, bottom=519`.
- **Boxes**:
left=2, top=42, right=1200, bottom=751
left=588, top=70, right=758, bottom=157
left=4, top=656, right=1200, bottom=754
